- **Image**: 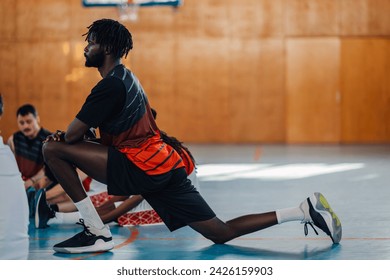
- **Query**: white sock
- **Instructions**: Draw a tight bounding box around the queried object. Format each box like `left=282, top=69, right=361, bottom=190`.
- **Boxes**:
left=74, top=197, right=106, bottom=231
left=275, top=206, right=304, bottom=224
left=48, top=212, right=81, bottom=225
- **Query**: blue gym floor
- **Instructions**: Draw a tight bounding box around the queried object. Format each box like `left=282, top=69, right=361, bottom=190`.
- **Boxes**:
left=27, top=144, right=390, bottom=260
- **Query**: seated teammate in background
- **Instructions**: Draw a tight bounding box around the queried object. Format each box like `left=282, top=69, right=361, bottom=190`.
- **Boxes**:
left=7, top=104, right=51, bottom=189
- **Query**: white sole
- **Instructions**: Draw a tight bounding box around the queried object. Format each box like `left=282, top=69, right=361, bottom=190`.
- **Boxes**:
left=34, top=190, right=44, bottom=228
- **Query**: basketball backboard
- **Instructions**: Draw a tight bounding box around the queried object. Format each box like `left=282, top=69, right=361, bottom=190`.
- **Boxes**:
left=82, top=0, right=183, bottom=21
left=82, top=0, right=182, bottom=7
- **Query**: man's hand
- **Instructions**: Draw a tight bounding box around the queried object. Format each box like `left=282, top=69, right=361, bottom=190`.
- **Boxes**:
left=44, top=130, right=65, bottom=143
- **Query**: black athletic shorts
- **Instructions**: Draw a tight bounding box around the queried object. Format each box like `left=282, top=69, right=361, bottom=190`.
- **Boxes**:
left=107, top=147, right=216, bottom=231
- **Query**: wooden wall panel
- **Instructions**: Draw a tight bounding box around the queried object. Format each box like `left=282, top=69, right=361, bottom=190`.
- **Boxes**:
left=285, top=0, right=340, bottom=36
left=16, top=0, right=70, bottom=41
left=340, top=0, right=390, bottom=36
left=229, top=39, right=285, bottom=143
left=174, top=37, right=230, bottom=142
left=255, top=39, right=286, bottom=142
left=286, top=39, right=341, bottom=143
left=0, top=43, right=18, bottom=142
left=196, top=0, right=230, bottom=38
left=229, top=0, right=284, bottom=38
left=0, top=0, right=16, bottom=42
left=16, top=42, right=69, bottom=133
left=341, top=39, right=390, bottom=142
left=173, top=0, right=206, bottom=37
left=0, top=0, right=390, bottom=144
left=140, top=6, right=178, bottom=28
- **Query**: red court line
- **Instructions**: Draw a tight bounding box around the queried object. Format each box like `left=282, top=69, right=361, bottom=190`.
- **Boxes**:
left=114, top=227, right=139, bottom=249
left=71, top=227, right=139, bottom=260
left=253, top=146, right=262, bottom=161
left=136, top=236, right=390, bottom=241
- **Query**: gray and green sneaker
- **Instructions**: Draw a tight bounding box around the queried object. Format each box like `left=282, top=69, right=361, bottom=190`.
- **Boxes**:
left=300, top=192, right=342, bottom=244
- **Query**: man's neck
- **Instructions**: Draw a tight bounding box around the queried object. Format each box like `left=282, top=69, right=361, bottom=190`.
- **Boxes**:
left=27, top=128, right=40, bottom=139
left=98, top=59, right=121, bottom=78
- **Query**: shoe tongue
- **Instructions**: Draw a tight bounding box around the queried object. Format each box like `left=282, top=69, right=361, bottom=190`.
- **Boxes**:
left=83, top=222, right=100, bottom=233
left=83, top=229, right=95, bottom=237
left=86, top=224, right=111, bottom=238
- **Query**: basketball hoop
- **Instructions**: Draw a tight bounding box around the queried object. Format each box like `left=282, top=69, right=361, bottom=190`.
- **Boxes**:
left=118, top=2, right=140, bottom=22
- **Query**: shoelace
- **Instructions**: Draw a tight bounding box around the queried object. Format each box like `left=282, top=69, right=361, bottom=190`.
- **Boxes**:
left=76, top=219, right=96, bottom=237
left=303, top=221, right=319, bottom=236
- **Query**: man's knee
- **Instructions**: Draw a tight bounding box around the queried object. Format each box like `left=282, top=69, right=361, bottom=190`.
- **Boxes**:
left=42, top=141, right=60, bottom=161
left=206, top=235, right=228, bottom=245
left=190, top=218, right=232, bottom=244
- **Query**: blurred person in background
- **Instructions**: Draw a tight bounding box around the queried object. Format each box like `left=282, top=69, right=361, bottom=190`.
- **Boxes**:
left=0, top=94, right=29, bottom=259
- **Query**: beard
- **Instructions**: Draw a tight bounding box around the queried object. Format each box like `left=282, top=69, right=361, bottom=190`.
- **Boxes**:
left=85, top=50, right=105, bottom=68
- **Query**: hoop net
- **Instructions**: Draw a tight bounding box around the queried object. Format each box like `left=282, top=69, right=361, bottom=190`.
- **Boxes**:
left=118, top=2, right=140, bottom=22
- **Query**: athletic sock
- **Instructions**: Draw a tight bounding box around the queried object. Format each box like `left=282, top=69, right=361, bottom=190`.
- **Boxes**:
left=48, top=211, right=81, bottom=225
left=74, top=197, right=107, bottom=234
left=275, top=206, right=304, bottom=224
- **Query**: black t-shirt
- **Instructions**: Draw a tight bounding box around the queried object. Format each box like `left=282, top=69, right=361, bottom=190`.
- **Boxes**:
left=76, top=76, right=126, bottom=129
left=76, top=65, right=184, bottom=175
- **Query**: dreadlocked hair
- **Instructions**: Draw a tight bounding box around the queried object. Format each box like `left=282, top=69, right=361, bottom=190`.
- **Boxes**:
left=83, top=19, right=133, bottom=59
left=160, top=131, right=196, bottom=166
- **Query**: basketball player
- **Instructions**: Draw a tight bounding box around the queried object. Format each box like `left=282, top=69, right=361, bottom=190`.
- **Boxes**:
left=43, top=19, right=341, bottom=254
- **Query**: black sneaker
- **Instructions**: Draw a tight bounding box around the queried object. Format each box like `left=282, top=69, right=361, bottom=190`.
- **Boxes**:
left=26, top=186, right=36, bottom=218
left=34, top=188, right=55, bottom=228
left=53, top=219, right=114, bottom=254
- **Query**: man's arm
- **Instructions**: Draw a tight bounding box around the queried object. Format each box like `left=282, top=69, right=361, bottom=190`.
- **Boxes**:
left=25, top=167, right=46, bottom=189
left=64, top=118, right=90, bottom=144
left=7, top=135, right=15, bottom=153
left=98, top=195, right=144, bottom=224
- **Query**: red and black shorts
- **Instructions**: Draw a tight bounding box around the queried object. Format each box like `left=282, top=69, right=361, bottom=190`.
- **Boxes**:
left=107, top=147, right=216, bottom=231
